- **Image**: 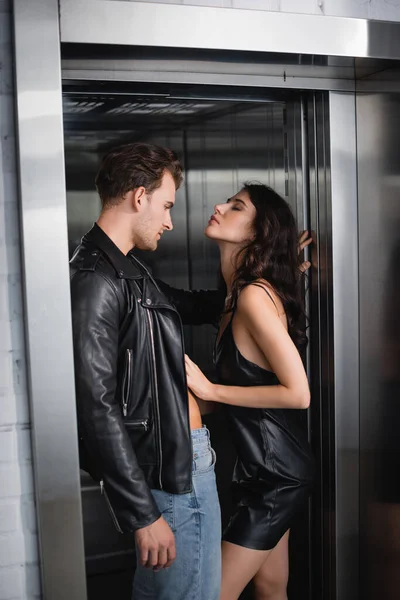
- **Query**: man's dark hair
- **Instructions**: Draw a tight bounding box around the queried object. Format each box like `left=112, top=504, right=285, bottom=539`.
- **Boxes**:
left=95, top=142, right=183, bottom=208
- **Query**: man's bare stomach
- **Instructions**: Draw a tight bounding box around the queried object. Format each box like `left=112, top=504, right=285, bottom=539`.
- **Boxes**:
left=188, top=389, right=203, bottom=430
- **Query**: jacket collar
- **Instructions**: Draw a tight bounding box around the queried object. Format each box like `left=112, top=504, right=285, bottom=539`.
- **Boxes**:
left=84, top=223, right=145, bottom=280
left=83, top=225, right=178, bottom=312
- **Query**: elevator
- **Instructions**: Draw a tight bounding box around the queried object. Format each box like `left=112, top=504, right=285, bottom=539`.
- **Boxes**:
left=62, top=77, right=318, bottom=599
left=59, top=36, right=342, bottom=595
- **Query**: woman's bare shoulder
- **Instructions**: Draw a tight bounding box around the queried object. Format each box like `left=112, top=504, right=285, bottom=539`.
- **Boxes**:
left=237, top=280, right=280, bottom=309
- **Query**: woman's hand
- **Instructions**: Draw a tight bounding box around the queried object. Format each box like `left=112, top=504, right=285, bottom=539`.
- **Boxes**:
left=298, top=230, right=312, bottom=273
left=185, top=355, right=216, bottom=401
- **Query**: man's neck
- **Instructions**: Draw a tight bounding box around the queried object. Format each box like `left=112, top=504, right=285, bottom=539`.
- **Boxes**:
left=96, top=212, right=134, bottom=256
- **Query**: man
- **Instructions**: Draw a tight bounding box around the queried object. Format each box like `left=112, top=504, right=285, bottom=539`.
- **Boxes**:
left=70, top=143, right=223, bottom=600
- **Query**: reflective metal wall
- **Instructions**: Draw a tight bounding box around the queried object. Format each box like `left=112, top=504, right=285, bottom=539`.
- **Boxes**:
left=307, top=93, right=336, bottom=600
left=357, top=92, right=400, bottom=600
left=330, top=92, right=360, bottom=600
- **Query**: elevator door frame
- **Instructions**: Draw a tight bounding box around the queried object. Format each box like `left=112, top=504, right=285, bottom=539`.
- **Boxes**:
left=14, top=1, right=399, bottom=599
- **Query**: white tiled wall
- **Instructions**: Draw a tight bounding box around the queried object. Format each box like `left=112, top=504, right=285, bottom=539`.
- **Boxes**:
left=0, top=1, right=41, bottom=598
left=125, top=0, right=400, bottom=21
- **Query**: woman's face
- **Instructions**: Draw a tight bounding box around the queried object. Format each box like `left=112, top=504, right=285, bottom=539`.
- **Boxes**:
left=204, top=189, right=256, bottom=245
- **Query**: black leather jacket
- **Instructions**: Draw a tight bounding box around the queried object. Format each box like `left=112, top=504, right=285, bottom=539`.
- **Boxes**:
left=70, top=225, right=223, bottom=533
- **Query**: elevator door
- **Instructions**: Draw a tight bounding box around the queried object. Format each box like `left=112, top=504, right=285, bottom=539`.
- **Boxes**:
left=63, top=83, right=312, bottom=600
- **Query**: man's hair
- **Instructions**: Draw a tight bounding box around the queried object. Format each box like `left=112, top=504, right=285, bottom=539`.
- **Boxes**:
left=95, top=142, right=183, bottom=208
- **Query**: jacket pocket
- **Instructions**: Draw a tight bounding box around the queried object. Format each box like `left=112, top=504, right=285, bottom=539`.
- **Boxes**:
left=126, top=419, right=156, bottom=466
left=125, top=418, right=149, bottom=431
left=122, top=349, right=133, bottom=417
left=125, top=418, right=151, bottom=450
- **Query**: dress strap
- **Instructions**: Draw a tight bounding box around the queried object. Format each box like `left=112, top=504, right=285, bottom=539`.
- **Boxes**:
left=246, top=283, right=279, bottom=313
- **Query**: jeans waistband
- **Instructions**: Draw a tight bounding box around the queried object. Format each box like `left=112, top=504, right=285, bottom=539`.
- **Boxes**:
left=191, top=426, right=210, bottom=444
left=191, top=427, right=215, bottom=473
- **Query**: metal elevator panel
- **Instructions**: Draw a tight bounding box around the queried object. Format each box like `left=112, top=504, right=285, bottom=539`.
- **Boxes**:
left=357, top=92, right=400, bottom=600
left=63, top=83, right=312, bottom=600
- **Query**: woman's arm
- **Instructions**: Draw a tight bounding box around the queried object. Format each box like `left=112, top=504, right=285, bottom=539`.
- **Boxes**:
left=185, top=285, right=310, bottom=410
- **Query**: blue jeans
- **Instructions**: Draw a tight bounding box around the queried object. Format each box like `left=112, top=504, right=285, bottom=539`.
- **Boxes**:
left=132, top=427, right=221, bottom=600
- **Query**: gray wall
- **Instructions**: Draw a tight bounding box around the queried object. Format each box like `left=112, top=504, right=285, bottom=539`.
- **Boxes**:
left=0, top=1, right=41, bottom=599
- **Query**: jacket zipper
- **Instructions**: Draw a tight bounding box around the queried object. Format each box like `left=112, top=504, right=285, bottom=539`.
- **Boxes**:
left=129, top=258, right=191, bottom=490
left=145, top=309, right=163, bottom=489
left=127, top=419, right=149, bottom=431
left=122, top=349, right=133, bottom=417
left=100, top=480, right=123, bottom=533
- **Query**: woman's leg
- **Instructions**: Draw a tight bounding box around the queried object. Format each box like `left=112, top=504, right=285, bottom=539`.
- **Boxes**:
left=252, top=530, right=290, bottom=600
left=219, top=542, right=271, bottom=600
left=219, top=530, right=289, bottom=600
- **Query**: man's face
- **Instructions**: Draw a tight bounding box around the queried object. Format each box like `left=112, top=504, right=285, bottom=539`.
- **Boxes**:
left=135, top=171, right=176, bottom=251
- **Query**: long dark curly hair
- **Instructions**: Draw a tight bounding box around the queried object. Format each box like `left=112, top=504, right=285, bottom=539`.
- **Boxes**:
left=226, top=183, right=307, bottom=349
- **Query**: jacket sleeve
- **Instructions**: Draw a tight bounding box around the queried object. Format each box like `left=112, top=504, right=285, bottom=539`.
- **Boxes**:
left=156, top=280, right=225, bottom=326
left=70, top=271, right=161, bottom=532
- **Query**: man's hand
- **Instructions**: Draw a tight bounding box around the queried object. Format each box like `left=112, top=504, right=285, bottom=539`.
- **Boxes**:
left=135, top=516, right=176, bottom=571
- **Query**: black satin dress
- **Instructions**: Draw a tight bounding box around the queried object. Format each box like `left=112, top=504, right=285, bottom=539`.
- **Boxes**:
left=214, top=303, right=315, bottom=551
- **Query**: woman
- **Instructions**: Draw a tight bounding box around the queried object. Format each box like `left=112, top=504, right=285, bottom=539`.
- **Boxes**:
left=185, top=183, right=315, bottom=600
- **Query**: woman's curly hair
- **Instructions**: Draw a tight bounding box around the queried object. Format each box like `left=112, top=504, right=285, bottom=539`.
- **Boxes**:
left=226, top=183, right=307, bottom=350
